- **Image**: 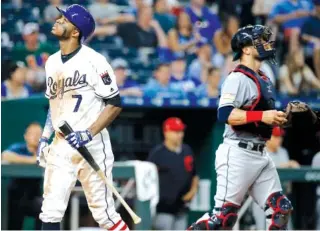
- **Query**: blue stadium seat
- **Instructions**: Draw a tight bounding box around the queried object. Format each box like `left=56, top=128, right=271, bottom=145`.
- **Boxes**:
left=64, top=0, right=89, bottom=6
left=110, top=0, right=130, bottom=6
left=2, top=47, right=12, bottom=61
left=130, top=61, right=144, bottom=71
left=136, top=70, right=153, bottom=84
left=122, top=48, right=138, bottom=58
left=40, top=23, right=53, bottom=35
left=11, top=33, right=23, bottom=43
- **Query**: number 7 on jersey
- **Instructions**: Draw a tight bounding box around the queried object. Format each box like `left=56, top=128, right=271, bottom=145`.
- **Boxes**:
left=72, top=94, right=82, bottom=112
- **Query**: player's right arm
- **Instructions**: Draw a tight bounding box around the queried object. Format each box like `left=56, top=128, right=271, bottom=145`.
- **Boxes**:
left=42, top=57, right=54, bottom=140
left=218, top=73, right=287, bottom=126
left=36, top=58, right=55, bottom=166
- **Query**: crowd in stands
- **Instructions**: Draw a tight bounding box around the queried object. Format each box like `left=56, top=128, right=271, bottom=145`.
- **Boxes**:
left=2, top=0, right=320, bottom=100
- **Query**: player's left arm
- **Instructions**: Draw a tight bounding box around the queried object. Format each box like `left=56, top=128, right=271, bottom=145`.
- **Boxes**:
left=65, top=55, right=122, bottom=149
left=88, top=56, right=122, bottom=136
left=88, top=96, right=122, bottom=136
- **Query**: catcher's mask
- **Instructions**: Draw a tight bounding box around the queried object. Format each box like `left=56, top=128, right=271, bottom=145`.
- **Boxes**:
left=231, top=25, right=276, bottom=64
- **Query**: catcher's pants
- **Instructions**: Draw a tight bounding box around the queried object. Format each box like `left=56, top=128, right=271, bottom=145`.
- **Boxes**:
left=214, top=138, right=282, bottom=211
left=39, top=130, right=124, bottom=229
left=153, top=212, right=187, bottom=230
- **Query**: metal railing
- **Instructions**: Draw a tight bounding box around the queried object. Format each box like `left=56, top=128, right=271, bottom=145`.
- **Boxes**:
left=69, top=179, right=136, bottom=230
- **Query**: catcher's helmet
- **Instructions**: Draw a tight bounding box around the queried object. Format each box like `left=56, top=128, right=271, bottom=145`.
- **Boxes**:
left=231, top=25, right=276, bottom=64
left=56, top=4, right=95, bottom=43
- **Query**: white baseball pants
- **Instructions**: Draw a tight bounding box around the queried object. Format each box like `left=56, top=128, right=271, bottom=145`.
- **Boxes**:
left=214, top=138, right=283, bottom=210
left=39, top=130, right=128, bottom=230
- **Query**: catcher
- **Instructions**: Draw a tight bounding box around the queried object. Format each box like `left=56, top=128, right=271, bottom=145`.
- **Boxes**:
left=188, top=24, right=294, bottom=230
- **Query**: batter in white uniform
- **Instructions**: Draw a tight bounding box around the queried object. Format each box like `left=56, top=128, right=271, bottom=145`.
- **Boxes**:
left=36, top=4, right=129, bottom=231
left=188, top=25, right=293, bottom=230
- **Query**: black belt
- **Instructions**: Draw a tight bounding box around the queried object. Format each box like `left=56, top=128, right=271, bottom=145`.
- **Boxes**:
left=238, top=141, right=265, bottom=152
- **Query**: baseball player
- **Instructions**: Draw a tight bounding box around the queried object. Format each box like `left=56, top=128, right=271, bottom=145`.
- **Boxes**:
left=36, top=5, right=129, bottom=230
left=188, top=25, right=293, bottom=230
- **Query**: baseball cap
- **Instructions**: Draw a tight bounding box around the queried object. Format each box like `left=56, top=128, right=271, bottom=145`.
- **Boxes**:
left=272, top=127, right=285, bottom=137
left=23, top=22, right=39, bottom=35
left=163, top=117, right=186, bottom=132
left=111, top=58, right=128, bottom=69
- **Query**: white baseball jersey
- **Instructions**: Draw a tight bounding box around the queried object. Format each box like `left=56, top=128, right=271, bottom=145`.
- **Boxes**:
left=40, top=45, right=127, bottom=229
left=45, top=44, right=119, bottom=134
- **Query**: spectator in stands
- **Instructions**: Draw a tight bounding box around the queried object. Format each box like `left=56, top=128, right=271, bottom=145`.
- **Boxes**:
left=1, top=122, right=43, bottom=230
left=116, top=6, right=167, bottom=48
left=126, top=0, right=152, bottom=17
left=147, top=117, right=199, bottom=230
left=89, top=0, right=134, bottom=25
left=1, top=60, right=33, bottom=99
left=143, top=63, right=186, bottom=98
left=153, top=0, right=176, bottom=34
left=269, top=0, right=314, bottom=52
left=12, top=22, right=55, bottom=91
left=194, top=66, right=220, bottom=98
left=188, top=43, right=213, bottom=82
left=252, top=0, right=279, bottom=25
left=301, top=0, right=320, bottom=79
left=252, top=127, right=299, bottom=230
left=170, top=56, right=201, bottom=93
left=44, top=0, right=67, bottom=23
left=213, top=14, right=239, bottom=57
left=279, top=47, right=320, bottom=95
left=111, top=58, right=143, bottom=97
left=185, top=0, right=221, bottom=45
left=167, top=11, right=201, bottom=58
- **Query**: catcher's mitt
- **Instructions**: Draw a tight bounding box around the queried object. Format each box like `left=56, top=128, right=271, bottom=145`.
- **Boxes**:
left=284, top=101, right=319, bottom=129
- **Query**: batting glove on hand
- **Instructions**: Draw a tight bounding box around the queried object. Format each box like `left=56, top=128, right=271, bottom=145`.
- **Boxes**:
left=37, top=137, right=49, bottom=168
left=65, top=130, right=92, bottom=149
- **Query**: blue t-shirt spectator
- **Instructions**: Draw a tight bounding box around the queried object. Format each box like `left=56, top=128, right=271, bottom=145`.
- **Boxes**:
left=185, top=6, right=221, bottom=43
left=170, top=75, right=201, bottom=93
left=194, top=66, right=221, bottom=98
left=194, top=83, right=219, bottom=98
left=301, top=15, right=320, bottom=39
left=118, top=79, right=139, bottom=89
left=143, top=79, right=186, bottom=98
left=188, top=57, right=215, bottom=81
left=4, top=143, right=32, bottom=156
left=144, top=63, right=186, bottom=98
left=1, top=81, right=33, bottom=99
left=269, top=0, right=314, bottom=29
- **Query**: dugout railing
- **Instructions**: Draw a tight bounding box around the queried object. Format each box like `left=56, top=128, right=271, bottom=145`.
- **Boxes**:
left=2, top=164, right=320, bottom=230
left=1, top=163, right=153, bottom=230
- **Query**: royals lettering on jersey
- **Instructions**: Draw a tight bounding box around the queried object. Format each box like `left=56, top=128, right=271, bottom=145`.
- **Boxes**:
left=232, top=64, right=276, bottom=139
left=47, top=70, right=88, bottom=99
left=44, top=45, right=119, bottom=133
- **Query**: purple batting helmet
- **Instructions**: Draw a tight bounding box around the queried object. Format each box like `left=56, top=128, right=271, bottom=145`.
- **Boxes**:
left=56, top=4, right=95, bottom=43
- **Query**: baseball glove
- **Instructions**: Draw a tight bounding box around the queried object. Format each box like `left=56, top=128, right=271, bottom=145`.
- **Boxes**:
left=284, top=101, right=319, bottom=129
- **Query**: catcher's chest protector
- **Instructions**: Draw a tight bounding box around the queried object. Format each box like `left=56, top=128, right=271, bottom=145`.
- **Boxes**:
left=232, top=64, right=276, bottom=139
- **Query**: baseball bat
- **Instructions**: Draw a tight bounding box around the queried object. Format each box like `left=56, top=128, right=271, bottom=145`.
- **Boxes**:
left=58, top=121, right=142, bottom=224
